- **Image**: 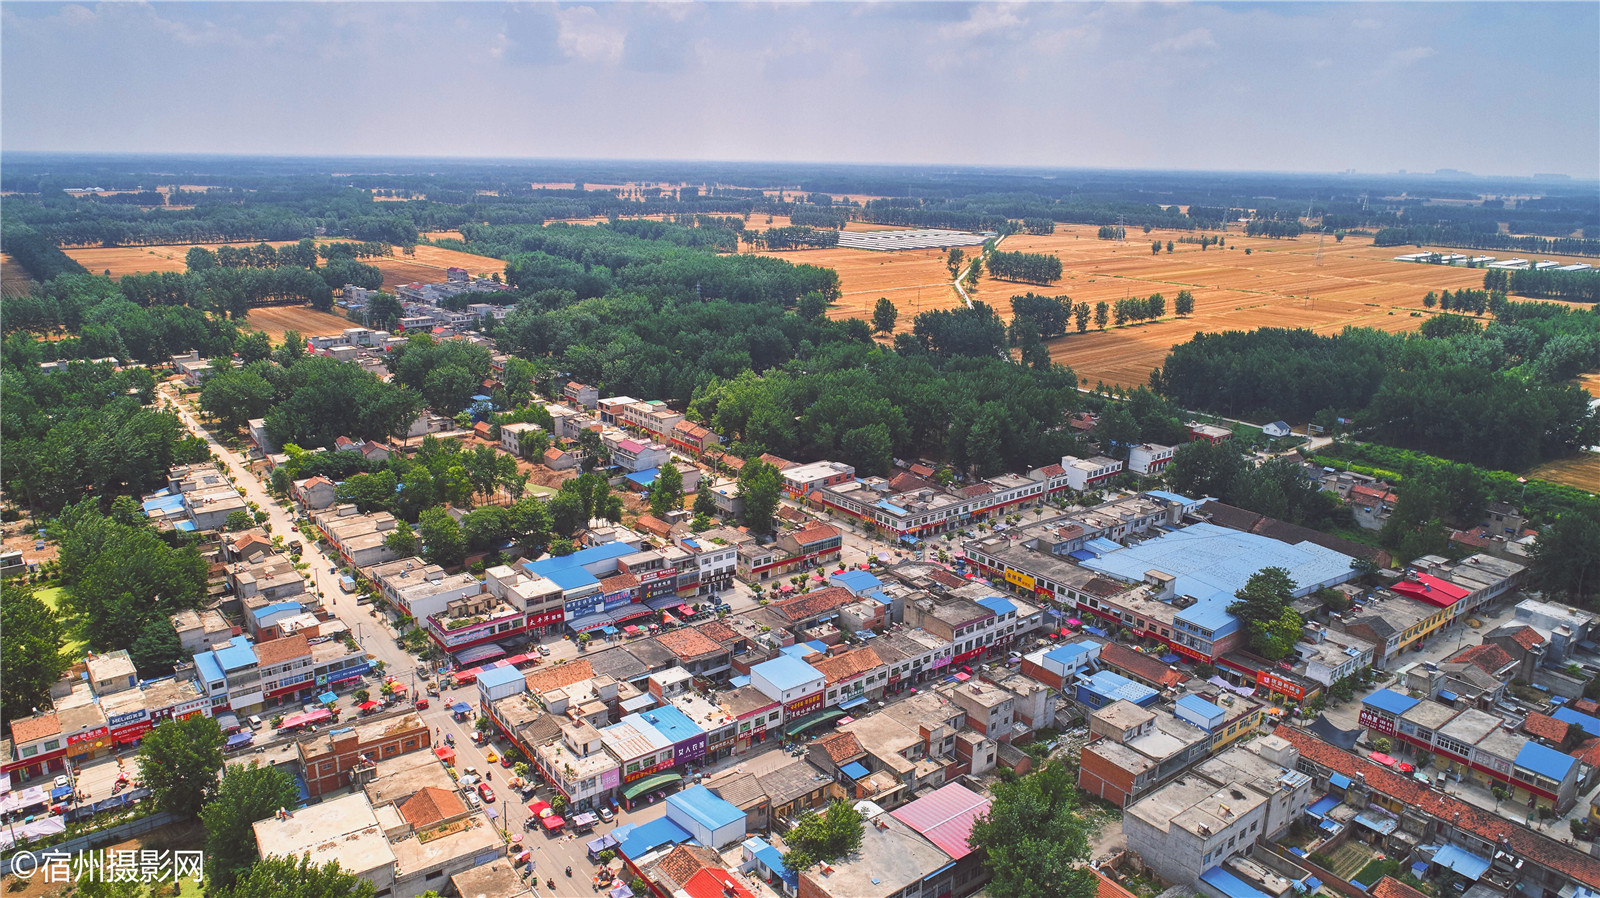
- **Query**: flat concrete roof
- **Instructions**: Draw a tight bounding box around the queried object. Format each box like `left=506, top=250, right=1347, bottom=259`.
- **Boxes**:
left=252, top=792, right=395, bottom=878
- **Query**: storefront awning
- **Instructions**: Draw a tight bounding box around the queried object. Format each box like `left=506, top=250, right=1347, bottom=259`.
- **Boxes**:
left=784, top=708, right=846, bottom=737
left=1328, top=773, right=1351, bottom=789
left=838, top=696, right=870, bottom=710
left=623, top=772, right=683, bottom=800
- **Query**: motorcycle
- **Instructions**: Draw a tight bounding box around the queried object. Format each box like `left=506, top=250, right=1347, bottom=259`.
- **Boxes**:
left=565, top=867, right=573, bottom=878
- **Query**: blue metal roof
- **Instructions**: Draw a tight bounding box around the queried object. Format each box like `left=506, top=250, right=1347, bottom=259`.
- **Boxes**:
left=1174, top=598, right=1238, bottom=635
left=194, top=651, right=225, bottom=684
left=1432, top=844, right=1490, bottom=881
left=212, top=637, right=258, bottom=672
left=1363, top=688, right=1421, bottom=717
left=254, top=601, right=303, bottom=624
left=779, top=643, right=819, bottom=660
left=1199, top=866, right=1272, bottom=898
left=838, top=696, right=870, bottom=710
left=1553, top=707, right=1600, bottom=734
left=1068, top=550, right=1096, bottom=562
left=632, top=705, right=702, bottom=745
left=1086, top=537, right=1123, bottom=555
left=1044, top=641, right=1099, bottom=666
left=830, top=570, right=883, bottom=594
left=975, top=596, right=1016, bottom=617
left=1354, top=813, right=1399, bottom=835
left=876, top=500, right=909, bottom=515
left=546, top=567, right=600, bottom=590
left=618, top=816, right=693, bottom=860
left=1145, top=490, right=1202, bottom=508
left=142, top=493, right=185, bottom=514
left=1308, top=795, right=1340, bottom=818
left=839, top=761, right=871, bottom=780
left=1515, top=741, right=1577, bottom=782
left=1080, top=521, right=1356, bottom=611
left=477, top=666, right=525, bottom=691
left=626, top=469, right=659, bottom=487
left=667, top=785, right=744, bottom=833
left=1082, top=671, right=1157, bottom=705
left=743, top=837, right=797, bottom=888
left=751, top=655, right=823, bottom=692
left=1175, top=694, right=1227, bottom=719
left=525, top=542, right=639, bottom=576
left=1329, top=773, right=1352, bottom=789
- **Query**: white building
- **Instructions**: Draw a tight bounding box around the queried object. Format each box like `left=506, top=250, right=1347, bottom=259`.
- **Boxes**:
left=1060, top=455, right=1125, bottom=491
left=1127, top=444, right=1175, bottom=476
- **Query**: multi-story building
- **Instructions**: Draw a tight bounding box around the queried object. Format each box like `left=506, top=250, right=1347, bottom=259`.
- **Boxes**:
left=1078, top=700, right=1213, bottom=807
left=673, top=530, right=740, bottom=596
left=669, top=419, right=721, bottom=456
left=314, top=505, right=402, bottom=568
left=813, top=648, right=888, bottom=713
left=1123, top=735, right=1311, bottom=887
left=779, top=462, right=857, bottom=498
left=1060, top=455, right=1124, bottom=491
left=366, top=557, right=483, bottom=621
left=620, top=400, right=684, bottom=442
left=300, top=712, right=431, bottom=798
left=750, top=656, right=826, bottom=721
left=1127, top=444, right=1176, bottom=476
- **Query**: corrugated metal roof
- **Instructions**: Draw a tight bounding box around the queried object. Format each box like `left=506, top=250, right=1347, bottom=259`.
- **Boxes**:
left=1516, top=741, right=1577, bottom=782
left=1363, top=689, right=1421, bottom=716
left=667, top=785, right=744, bottom=833
left=889, top=782, right=990, bottom=861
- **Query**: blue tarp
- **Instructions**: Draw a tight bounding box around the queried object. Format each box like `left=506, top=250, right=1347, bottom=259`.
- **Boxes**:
left=1083, top=626, right=1108, bottom=637
left=225, top=732, right=254, bottom=749
left=50, top=785, right=73, bottom=801
left=451, top=702, right=472, bottom=714
left=602, top=625, right=619, bottom=635
left=1432, top=844, right=1490, bottom=881
left=1438, top=690, right=1459, bottom=702
left=318, top=691, right=338, bottom=705
left=1200, top=866, right=1272, bottom=898
left=1329, top=773, right=1352, bottom=789
left=1068, top=550, right=1097, bottom=562
left=1307, top=795, right=1340, bottom=818
left=839, top=761, right=870, bottom=780
left=1319, top=819, right=1341, bottom=833
left=1159, top=653, right=1180, bottom=664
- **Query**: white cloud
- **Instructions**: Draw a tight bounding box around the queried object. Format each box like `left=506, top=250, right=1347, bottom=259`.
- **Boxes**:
left=937, top=3, right=1026, bottom=42
left=1387, top=45, right=1436, bottom=68
left=555, top=6, right=625, bottom=65
left=1152, top=27, right=1217, bottom=53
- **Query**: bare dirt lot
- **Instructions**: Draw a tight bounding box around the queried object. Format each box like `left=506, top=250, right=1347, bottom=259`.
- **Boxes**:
left=959, top=226, right=1600, bottom=388
left=1529, top=453, right=1600, bottom=493
left=245, top=305, right=358, bottom=343
left=64, top=242, right=287, bottom=278
left=366, top=244, right=505, bottom=290
left=1, top=252, right=37, bottom=298
left=751, top=244, right=965, bottom=330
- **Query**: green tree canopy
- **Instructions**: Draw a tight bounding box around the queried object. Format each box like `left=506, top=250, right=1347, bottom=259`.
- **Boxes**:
left=1227, top=566, right=1303, bottom=660
left=968, top=760, right=1100, bottom=898
left=418, top=507, right=466, bottom=568
left=212, top=855, right=376, bottom=898
left=0, top=583, right=70, bottom=726
left=872, top=297, right=898, bottom=334
left=782, top=799, right=865, bottom=872
left=738, top=459, right=784, bottom=534
left=650, top=461, right=686, bottom=518
left=136, top=714, right=225, bottom=818
left=200, top=761, right=301, bottom=890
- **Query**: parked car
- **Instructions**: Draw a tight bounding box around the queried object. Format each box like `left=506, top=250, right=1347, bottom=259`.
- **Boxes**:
left=536, top=645, right=551, bottom=657
left=478, top=783, right=496, bottom=804
left=54, top=774, right=70, bottom=791
left=414, top=698, right=429, bottom=710
left=597, top=806, right=615, bottom=823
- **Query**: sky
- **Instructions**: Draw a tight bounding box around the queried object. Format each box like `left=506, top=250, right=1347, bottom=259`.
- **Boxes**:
left=3, top=2, right=1597, bottom=177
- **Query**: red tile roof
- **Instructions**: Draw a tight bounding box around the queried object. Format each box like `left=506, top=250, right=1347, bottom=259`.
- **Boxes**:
left=1371, top=877, right=1429, bottom=898
left=524, top=660, right=594, bottom=695
left=756, top=454, right=793, bottom=471
left=1508, top=626, right=1547, bottom=651
left=399, top=786, right=465, bottom=828
left=1093, top=871, right=1139, bottom=898
left=1448, top=643, right=1515, bottom=674
left=1574, top=738, right=1600, bottom=770
left=694, top=621, right=741, bottom=646
left=253, top=633, right=310, bottom=667
left=810, top=648, right=883, bottom=685
left=656, top=628, right=723, bottom=661
left=958, top=484, right=992, bottom=498
left=1098, top=642, right=1190, bottom=689
left=1523, top=712, right=1569, bottom=744
left=652, top=844, right=721, bottom=890
left=888, top=473, right=937, bottom=493
left=908, top=464, right=935, bottom=477
left=1037, top=464, right=1066, bottom=477
left=598, top=572, right=638, bottom=593
left=813, top=731, right=865, bottom=765
left=1276, top=725, right=1600, bottom=888
left=1577, top=699, right=1600, bottom=715
left=634, top=515, right=674, bottom=538
left=790, top=522, right=839, bottom=548
left=771, top=587, right=855, bottom=622
left=9, top=713, right=60, bottom=745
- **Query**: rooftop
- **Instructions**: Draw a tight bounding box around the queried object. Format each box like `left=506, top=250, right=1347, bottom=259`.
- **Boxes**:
left=252, top=792, right=395, bottom=879
left=667, top=784, right=745, bottom=832
left=751, top=655, right=824, bottom=692
left=803, top=804, right=954, bottom=898
left=889, top=783, right=990, bottom=860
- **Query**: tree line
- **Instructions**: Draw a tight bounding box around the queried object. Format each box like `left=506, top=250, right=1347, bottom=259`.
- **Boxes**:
left=1486, top=267, right=1600, bottom=303
left=1152, top=316, right=1600, bottom=470
left=752, top=226, right=840, bottom=250
left=1374, top=226, right=1600, bottom=256
left=1244, top=220, right=1303, bottom=238
left=985, top=250, right=1062, bottom=285
left=1113, top=294, right=1165, bottom=325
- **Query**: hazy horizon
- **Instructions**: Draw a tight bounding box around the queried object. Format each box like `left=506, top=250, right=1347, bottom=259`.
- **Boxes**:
left=4, top=2, right=1597, bottom=179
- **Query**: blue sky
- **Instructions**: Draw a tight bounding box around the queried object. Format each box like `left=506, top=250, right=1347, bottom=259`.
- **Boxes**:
left=3, top=2, right=1596, bottom=176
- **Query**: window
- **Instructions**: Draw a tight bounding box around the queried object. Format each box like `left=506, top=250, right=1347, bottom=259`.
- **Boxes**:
left=21, top=746, right=37, bottom=758
left=43, top=740, right=60, bottom=751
